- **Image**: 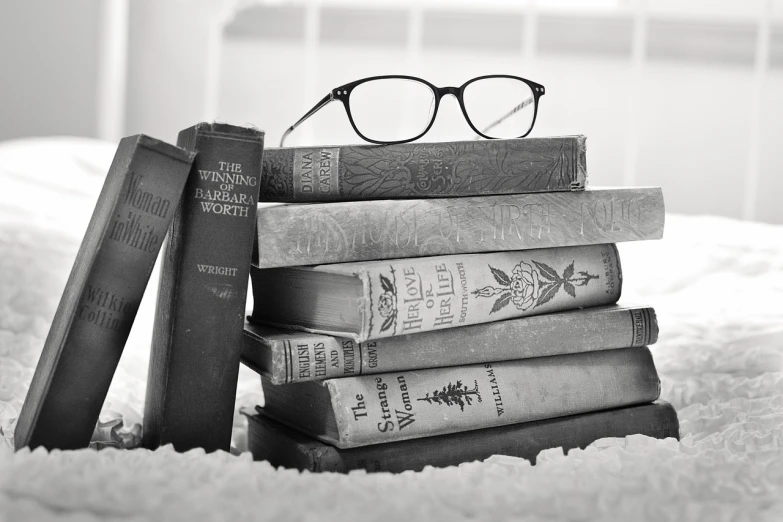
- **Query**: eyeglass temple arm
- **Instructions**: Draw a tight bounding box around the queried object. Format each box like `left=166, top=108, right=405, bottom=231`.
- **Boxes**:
left=280, top=92, right=335, bottom=146
left=476, top=96, right=535, bottom=138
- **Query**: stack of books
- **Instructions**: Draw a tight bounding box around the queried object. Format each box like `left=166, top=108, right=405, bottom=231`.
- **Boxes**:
left=12, top=124, right=678, bottom=471
left=241, top=135, right=678, bottom=472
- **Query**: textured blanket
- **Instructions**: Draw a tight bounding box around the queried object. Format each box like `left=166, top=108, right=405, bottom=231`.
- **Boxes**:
left=1, top=138, right=782, bottom=521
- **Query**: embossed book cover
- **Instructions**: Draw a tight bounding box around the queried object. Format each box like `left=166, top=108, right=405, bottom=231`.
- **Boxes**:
left=253, top=187, right=664, bottom=268
left=260, top=135, right=586, bottom=202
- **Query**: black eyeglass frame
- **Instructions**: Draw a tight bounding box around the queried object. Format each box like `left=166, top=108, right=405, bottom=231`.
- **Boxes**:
left=280, top=74, right=546, bottom=146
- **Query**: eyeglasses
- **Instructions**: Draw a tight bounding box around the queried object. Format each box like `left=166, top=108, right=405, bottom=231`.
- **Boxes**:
left=280, top=74, right=545, bottom=146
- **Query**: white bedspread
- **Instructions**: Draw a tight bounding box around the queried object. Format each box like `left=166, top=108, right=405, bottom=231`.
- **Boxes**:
left=1, top=138, right=781, bottom=521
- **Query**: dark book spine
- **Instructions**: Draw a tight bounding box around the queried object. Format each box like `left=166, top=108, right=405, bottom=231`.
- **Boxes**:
left=14, top=135, right=193, bottom=451
left=242, top=306, right=658, bottom=384
left=143, top=123, right=264, bottom=452
left=259, top=136, right=586, bottom=202
left=253, top=187, right=665, bottom=268
left=246, top=402, right=679, bottom=473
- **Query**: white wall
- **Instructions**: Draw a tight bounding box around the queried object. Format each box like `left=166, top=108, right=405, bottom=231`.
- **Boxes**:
left=0, top=0, right=102, bottom=141
left=123, top=0, right=221, bottom=142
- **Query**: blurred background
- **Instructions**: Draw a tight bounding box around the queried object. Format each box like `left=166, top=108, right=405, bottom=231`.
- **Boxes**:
left=2, top=0, right=782, bottom=223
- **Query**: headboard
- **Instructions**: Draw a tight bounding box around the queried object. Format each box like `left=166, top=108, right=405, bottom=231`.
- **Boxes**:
left=28, top=0, right=783, bottom=224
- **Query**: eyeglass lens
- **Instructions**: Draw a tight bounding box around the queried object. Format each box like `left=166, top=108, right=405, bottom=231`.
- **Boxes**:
left=348, top=78, right=436, bottom=143
left=463, top=78, right=535, bottom=139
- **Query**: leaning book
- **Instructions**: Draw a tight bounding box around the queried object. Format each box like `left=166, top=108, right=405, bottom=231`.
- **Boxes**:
left=143, top=122, right=265, bottom=453
left=14, top=135, right=194, bottom=451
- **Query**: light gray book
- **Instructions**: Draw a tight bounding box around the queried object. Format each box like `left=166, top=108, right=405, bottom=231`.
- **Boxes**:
left=242, top=304, right=657, bottom=384
left=253, top=187, right=664, bottom=268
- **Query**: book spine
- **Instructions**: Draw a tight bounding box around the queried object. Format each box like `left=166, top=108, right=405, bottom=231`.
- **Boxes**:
left=360, top=243, right=620, bottom=341
left=253, top=187, right=664, bottom=268
left=143, top=123, right=264, bottom=452
left=250, top=402, right=679, bottom=473
left=259, top=136, right=587, bottom=202
left=327, top=346, right=660, bottom=448
left=14, top=135, right=193, bottom=450
left=246, top=306, right=657, bottom=384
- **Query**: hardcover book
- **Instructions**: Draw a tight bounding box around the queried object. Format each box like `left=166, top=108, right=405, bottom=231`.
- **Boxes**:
left=242, top=304, right=657, bottom=384
left=259, top=135, right=586, bottom=202
left=253, top=187, right=664, bottom=268
left=143, top=123, right=265, bottom=453
left=245, top=401, right=679, bottom=473
left=251, top=243, right=622, bottom=343
left=14, top=135, right=194, bottom=451
left=260, top=346, right=661, bottom=448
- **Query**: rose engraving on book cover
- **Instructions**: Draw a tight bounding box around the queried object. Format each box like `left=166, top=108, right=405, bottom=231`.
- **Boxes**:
left=359, top=245, right=617, bottom=341
left=377, top=272, right=397, bottom=334
left=473, top=259, right=599, bottom=314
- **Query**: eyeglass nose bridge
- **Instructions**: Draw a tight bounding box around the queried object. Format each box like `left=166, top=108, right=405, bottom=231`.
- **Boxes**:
left=435, top=86, right=460, bottom=98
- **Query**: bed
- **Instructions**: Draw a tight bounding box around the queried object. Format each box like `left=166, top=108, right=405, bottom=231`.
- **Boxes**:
left=1, top=137, right=781, bottom=521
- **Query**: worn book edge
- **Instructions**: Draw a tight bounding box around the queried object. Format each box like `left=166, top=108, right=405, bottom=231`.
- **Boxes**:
left=574, top=135, right=587, bottom=189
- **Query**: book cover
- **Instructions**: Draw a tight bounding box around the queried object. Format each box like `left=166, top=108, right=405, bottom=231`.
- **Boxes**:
left=259, top=135, right=587, bottom=202
left=251, top=243, right=622, bottom=342
left=260, top=346, right=661, bottom=448
left=14, top=135, right=194, bottom=451
left=245, top=401, right=679, bottom=473
left=253, top=187, right=664, bottom=268
left=143, top=123, right=264, bottom=453
left=242, top=304, right=657, bottom=384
